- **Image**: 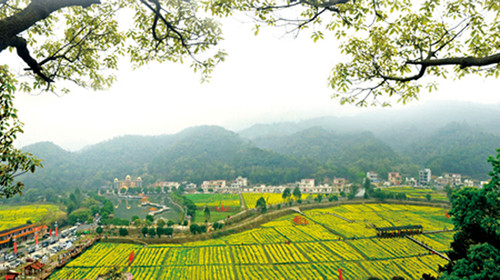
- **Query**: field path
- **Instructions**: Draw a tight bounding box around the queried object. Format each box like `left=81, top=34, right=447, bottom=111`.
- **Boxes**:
left=239, top=193, right=246, bottom=209
left=405, top=235, right=451, bottom=261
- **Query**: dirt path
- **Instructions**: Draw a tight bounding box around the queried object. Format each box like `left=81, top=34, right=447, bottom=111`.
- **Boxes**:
left=239, top=193, right=246, bottom=209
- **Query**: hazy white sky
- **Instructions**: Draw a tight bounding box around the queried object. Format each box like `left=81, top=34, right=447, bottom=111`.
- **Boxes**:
left=6, top=16, right=500, bottom=151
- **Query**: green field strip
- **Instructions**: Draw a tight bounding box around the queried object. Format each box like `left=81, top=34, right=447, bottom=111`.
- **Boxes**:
left=391, top=259, right=416, bottom=279
left=153, top=247, right=171, bottom=279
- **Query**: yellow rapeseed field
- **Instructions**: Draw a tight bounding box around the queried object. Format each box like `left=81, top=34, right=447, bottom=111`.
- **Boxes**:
left=0, top=204, right=62, bottom=230
left=50, top=203, right=453, bottom=280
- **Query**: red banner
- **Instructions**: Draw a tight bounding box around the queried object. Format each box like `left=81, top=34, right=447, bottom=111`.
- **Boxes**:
left=128, top=251, right=135, bottom=266
left=56, top=226, right=58, bottom=237
left=35, top=233, right=39, bottom=245
left=49, top=229, right=52, bottom=236
left=14, top=241, right=17, bottom=254
left=338, top=268, right=343, bottom=280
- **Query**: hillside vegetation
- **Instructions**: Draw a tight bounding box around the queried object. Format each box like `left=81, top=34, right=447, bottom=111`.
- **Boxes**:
left=18, top=102, right=500, bottom=192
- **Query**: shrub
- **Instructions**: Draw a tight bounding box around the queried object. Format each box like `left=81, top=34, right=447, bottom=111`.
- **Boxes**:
left=119, top=228, right=128, bottom=236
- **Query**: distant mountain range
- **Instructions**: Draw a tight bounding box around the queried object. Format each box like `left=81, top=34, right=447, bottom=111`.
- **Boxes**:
left=20, top=101, right=500, bottom=191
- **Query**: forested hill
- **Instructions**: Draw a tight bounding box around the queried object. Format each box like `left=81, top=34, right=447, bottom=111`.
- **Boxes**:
left=20, top=119, right=498, bottom=191
left=20, top=126, right=317, bottom=190
left=239, top=101, right=500, bottom=152
left=251, top=127, right=414, bottom=181
left=404, top=122, right=500, bottom=179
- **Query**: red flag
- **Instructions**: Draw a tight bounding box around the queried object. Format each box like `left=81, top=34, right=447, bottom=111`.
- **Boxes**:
left=338, top=268, right=343, bottom=280
left=14, top=241, right=17, bottom=254
left=35, top=233, right=39, bottom=245
left=49, top=229, right=52, bottom=236
left=128, top=251, right=135, bottom=266
left=56, top=226, right=58, bottom=237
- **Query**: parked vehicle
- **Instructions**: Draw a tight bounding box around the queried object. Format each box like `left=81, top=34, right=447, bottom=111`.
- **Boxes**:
left=27, top=246, right=35, bottom=253
left=5, top=254, right=16, bottom=261
left=8, top=260, right=21, bottom=268
left=42, top=241, right=49, bottom=247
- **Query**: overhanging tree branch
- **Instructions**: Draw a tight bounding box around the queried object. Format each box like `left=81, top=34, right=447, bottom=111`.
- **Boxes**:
left=0, top=0, right=101, bottom=52
left=409, top=52, right=500, bottom=69
left=6, top=36, right=53, bottom=83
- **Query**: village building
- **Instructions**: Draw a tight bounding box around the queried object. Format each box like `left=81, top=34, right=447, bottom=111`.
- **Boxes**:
left=299, top=179, right=315, bottom=192
left=0, top=224, right=47, bottom=249
left=418, top=168, right=432, bottom=185
left=201, top=180, right=227, bottom=193
left=388, top=172, right=402, bottom=185
left=151, top=181, right=181, bottom=192
left=366, top=171, right=379, bottom=183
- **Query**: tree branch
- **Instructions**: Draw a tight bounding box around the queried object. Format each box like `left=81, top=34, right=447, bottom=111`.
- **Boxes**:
left=409, top=52, right=500, bottom=69
left=6, top=36, right=53, bottom=83
left=0, top=0, right=101, bottom=52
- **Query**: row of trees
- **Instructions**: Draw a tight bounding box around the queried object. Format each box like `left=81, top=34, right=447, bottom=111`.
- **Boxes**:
left=281, top=187, right=302, bottom=202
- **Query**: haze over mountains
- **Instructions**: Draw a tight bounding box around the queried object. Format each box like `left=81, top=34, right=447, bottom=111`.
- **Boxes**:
left=20, top=101, right=500, bottom=191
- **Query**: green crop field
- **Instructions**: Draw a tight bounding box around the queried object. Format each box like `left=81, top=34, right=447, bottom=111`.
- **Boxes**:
left=184, top=193, right=241, bottom=208
left=377, top=186, right=448, bottom=201
left=50, top=203, right=454, bottom=280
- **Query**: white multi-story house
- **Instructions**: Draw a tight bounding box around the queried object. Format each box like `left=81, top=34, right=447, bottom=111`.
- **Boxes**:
left=151, top=181, right=181, bottom=192
left=201, top=180, right=227, bottom=193
left=366, top=171, right=379, bottom=183
left=450, top=173, right=461, bottom=186
left=299, top=179, right=315, bottom=192
left=419, top=168, right=432, bottom=185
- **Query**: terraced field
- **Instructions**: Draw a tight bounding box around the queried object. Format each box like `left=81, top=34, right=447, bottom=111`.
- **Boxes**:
left=50, top=203, right=454, bottom=280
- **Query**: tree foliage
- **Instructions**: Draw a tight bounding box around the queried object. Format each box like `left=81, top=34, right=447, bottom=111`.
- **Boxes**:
left=0, top=66, right=42, bottom=198
left=0, top=0, right=226, bottom=198
left=2, top=0, right=500, bottom=199
left=293, top=186, right=301, bottom=200
left=438, top=148, right=500, bottom=279
left=1, top=0, right=225, bottom=91
left=282, top=187, right=291, bottom=201
left=210, top=0, right=500, bottom=106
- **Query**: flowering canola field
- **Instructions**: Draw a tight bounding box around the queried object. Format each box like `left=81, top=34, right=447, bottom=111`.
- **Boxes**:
left=50, top=203, right=452, bottom=280
left=0, top=204, right=62, bottom=231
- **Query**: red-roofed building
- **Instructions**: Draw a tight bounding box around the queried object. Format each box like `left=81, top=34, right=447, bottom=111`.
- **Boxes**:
left=23, top=260, right=45, bottom=276
left=4, top=271, right=20, bottom=280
